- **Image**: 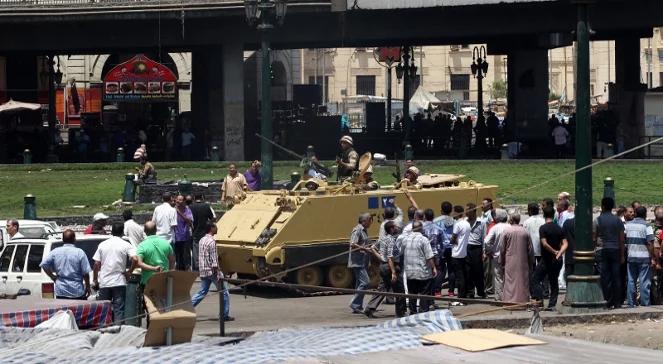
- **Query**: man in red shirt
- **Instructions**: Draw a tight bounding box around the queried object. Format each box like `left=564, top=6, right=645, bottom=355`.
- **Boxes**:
left=84, top=213, right=109, bottom=235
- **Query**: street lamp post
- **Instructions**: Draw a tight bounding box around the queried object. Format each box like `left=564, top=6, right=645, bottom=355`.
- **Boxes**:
left=45, top=56, right=62, bottom=143
left=395, top=46, right=417, bottom=143
left=373, top=47, right=401, bottom=131
left=471, top=46, right=489, bottom=124
left=245, top=0, right=287, bottom=190
left=563, top=1, right=606, bottom=313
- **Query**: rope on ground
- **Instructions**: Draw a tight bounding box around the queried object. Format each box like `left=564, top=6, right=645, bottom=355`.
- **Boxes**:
left=225, top=277, right=526, bottom=308
left=456, top=301, right=540, bottom=318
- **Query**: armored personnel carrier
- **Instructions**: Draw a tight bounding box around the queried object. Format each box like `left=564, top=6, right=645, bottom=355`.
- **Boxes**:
left=215, top=156, right=498, bottom=289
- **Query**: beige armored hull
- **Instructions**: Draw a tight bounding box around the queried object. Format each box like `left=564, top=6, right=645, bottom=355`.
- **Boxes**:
left=215, top=174, right=497, bottom=288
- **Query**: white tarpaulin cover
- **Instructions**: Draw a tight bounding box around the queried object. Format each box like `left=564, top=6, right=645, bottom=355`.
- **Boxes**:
left=0, top=99, right=41, bottom=114
left=0, top=310, right=461, bottom=363
left=409, top=87, right=441, bottom=115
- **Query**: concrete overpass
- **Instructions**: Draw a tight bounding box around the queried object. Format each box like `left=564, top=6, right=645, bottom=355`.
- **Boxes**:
left=0, top=0, right=661, bottom=159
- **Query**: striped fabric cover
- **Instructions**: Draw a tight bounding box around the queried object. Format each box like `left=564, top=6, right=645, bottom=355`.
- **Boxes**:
left=0, top=301, right=112, bottom=329
left=3, top=310, right=461, bottom=363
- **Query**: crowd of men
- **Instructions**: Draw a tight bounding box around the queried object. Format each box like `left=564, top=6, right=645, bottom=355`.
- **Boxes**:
left=347, top=193, right=663, bottom=317
left=16, top=190, right=232, bottom=326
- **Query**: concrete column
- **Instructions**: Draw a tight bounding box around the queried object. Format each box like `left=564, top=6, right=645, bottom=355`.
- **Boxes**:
left=613, top=36, right=646, bottom=154
left=222, top=41, right=245, bottom=161
left=506, top=49, right=549, bottom=150
left=191, top=44, right=245, bottom=161
left=191, top=49, right=216, bottom=157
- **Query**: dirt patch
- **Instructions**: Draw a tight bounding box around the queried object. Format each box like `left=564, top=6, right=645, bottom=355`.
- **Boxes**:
left=544, top=319, right=663, bottom=350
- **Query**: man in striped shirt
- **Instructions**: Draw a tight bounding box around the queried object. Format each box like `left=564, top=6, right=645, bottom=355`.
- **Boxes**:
left=191, top=222, right=233, bottom=321
left=625, top=206, right=656, bottom=307
left=364, top=221, right=406, bottom=318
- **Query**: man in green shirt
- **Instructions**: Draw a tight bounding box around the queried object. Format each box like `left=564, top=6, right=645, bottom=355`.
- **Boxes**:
left=135, top=221, right=175, bottom=285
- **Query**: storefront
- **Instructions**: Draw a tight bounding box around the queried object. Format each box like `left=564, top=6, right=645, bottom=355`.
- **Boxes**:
left=54, top=54, right=183, bottom=161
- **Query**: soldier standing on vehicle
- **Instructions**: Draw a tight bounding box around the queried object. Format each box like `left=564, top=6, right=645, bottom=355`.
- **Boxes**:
left=336, top=135, right=358, bottom=179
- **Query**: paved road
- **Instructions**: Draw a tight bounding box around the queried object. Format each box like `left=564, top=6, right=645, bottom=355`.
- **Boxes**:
left=190, top=283, right=496, bottom=336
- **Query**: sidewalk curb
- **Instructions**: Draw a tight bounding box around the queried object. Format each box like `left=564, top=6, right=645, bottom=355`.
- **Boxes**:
left=461, top=308, right=663, bottom=329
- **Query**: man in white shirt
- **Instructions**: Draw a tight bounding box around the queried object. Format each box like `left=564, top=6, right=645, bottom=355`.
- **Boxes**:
left=450, top=205, right=471, bottom=298
left=523, top=203, right=546, bottom=263
left=152, top=192, right=177, bottom=243
left=551, top=124, right=569, bottom=158
left=122, top=210, right=145, bottom=247
left=484, top=208, right=510, bottom=301
left=93, top=223, right=137, bottom=325
left=5, top=219, right=24, bottom=240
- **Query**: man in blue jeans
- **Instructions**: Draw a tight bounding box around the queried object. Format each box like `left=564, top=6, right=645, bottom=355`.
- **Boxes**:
left=191, top=222, right=233, bottom=321
left=624, top=206, right=656, bottom=307
left=433, top=201, right=455, bottom=296
left=348, top=213, right=373, bottom=314
left=594, top=197, right=625, bottom=309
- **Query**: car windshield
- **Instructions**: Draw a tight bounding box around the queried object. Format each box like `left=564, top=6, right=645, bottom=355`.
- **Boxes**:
left=18, top=227, right=48, bottom=239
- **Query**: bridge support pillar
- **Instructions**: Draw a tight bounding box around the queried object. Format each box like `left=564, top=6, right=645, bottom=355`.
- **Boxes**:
left=192, top=42, right=245, bottom=161
left=505, top=49, right=549, bottom=153
left=612, top=35, right=646, bottom=156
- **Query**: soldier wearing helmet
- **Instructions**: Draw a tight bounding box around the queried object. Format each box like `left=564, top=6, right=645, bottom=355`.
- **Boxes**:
left=336, top=135, right=358, bottom=178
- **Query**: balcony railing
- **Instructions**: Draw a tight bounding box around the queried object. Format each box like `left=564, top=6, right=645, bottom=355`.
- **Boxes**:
left=0, top=0, right=236, bottom=6
left=0, top=0, right=328, bottom=9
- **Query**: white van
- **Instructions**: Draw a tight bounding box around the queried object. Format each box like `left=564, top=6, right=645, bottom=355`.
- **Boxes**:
left=0, top=234, right=109, bottom=298
left=0, top=219, right=62, bottom=249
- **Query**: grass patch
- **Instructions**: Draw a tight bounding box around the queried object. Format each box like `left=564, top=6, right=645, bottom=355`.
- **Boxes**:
left=0, top=160, right=661, bottom=218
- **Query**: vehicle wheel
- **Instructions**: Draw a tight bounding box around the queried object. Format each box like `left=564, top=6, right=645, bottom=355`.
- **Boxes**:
left=368, top=264, right=381, bottom=288
left=327, top=265, right=353, bottom=288
left=295, top=266, right=323, bottom=287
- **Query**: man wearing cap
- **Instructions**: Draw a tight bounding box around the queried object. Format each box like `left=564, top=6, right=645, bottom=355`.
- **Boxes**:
left=336, top=135, right=358, bottom=179
left=361, top=165, right=380, bottom=190
left=135, top=148, right=157, bottom=184
left=85, top=213, right=109, bottom=235
left=401, top=166, right=421, bottom=188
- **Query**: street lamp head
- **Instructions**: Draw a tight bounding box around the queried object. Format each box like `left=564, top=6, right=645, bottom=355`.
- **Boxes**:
left=54, top=65, right=63, bottom=85
left=481, top=60, right=489, bottom=75
left=470, top=62, right=478, bottom=78
left=275, top=0, right=288, bottom=25
left=411, top=65, right=417, bottom=78
left=244, top=0, right=259, bottom=25
left=395, top=63, right=404, bottom=81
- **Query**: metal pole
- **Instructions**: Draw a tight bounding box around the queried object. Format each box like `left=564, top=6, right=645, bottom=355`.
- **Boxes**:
left=564, top=46, right=568, bottom=99
left=219, top=276, right=225, bottom=336
left=387, top=67, right=392, bottom=131
left=419, top=46, right=424, bottom=87
left=564, top=1, right=606, bottom=313
left=166, top=275, right=173, bottom=345
left=477, top=74, right=484, bottom=124
left=647, top=38, right=652, bottom=88
left=322, top=48, right=326, bottom=104
left=261, top=35, right=273, bottom=189
left=47, top=56, right=56, bottom=140
left=403, top=47, right=411, bottom=143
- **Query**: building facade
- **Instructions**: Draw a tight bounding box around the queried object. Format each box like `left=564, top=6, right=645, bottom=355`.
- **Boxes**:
left=300, top=27, right=663, bottom=110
